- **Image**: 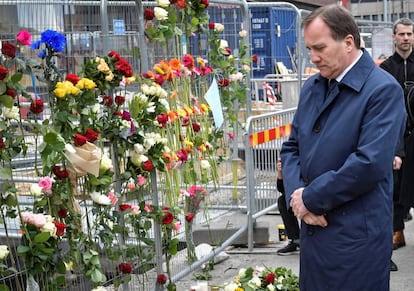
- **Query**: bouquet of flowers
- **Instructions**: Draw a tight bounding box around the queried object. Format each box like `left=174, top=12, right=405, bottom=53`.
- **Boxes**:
left=222, top=266, right=299, bottom=291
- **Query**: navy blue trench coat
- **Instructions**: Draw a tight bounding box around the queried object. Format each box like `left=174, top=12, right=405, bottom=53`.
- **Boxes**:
left=281, top=50, right=406, bottom=291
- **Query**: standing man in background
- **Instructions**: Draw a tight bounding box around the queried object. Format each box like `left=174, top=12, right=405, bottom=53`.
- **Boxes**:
left=380, top=19, right=414, bottom=259
left=281, top=5, right=406, bottom=290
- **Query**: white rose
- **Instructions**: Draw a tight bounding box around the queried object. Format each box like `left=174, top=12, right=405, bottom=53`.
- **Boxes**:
left=134, top=143, right=145, bottom=154
left=100, top=154, right=113, bottom=172
left=144, top=137, right=156, bottom=149
left=40, top=221, right=57, bottom=237
left=0, top=245, right=10, bottom=260
left=91, top=103, right=100, bottom=114
left=224, top=282, right=239, bottom=291
left=249, top=276, right=262, bottom=287
left=200, top=160, right=210, bottom=170
left=4, top=106, right=20, bottom=120
left=157, top=87, right=168, bottom=98
left=238, top=268, right=247, bottom=278
left=219, top=39, right=228, bottom=49
left=90, top=191, right=112, bottom=205
left=30, top=184, right=43, bottom=197
left=159, top=98, right=170, bottom=110
left=130, top=151, right=141, bottom=166
left=154, top=7, right=168, bottom=21
left=91, top=287, right=107, bottom=291
left=214, top=23, right=225, bottom=32
left=229, top=72, right=243, bottom=82
left=242, top=64, right=251, bottom=72
left=267, top=284, right=276, bottom=291
left=239, top=30, right=247, bottom=37
left=157, top=0, right=170, bottom=8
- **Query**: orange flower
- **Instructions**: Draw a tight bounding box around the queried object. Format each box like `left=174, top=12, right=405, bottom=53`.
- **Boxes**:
left=170, top=90, right=178, bottom=100
left=169, top=58, right=181, bottom=71
left=168, top=110, right=179, bottom=122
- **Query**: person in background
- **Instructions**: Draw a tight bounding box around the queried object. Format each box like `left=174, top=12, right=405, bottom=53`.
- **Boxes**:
left=281, top=5, right=406, bottom=290
left=276, top=159, right=300, bottom=255
left=380, top=19, right=414, bottom=258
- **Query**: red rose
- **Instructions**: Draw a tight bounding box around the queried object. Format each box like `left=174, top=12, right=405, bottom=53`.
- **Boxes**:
left=58, top=207, right=68, bottom=218
left=0, top=137, right=5, bottom=149
left=108, top=50, right=121, bottom=61
left=0, top=66, right=8, bottom=80
left=208, top=22, right=215, bottom=30
left=52, top=166, right=69, bottom=179
left=66, top=73, right=80, bottom=85
left=84, top=128, right=99, bottom=143
left=185, top=213, right=195, bottom=223
left=115, top=58, right=133, bottom=77
left=177, top=149, right=188, bottom=162
left=176, top=0, right=187, bottom=8
left=53, top=221, right=66, bottom=236
left=218, top=78, right=230, bottom=87
left=1, top=42, right=16, bottom=58
left=156, top=274, right=167, bottom=285
left=200, top=0, right=209, bottom=7
left=119, top=204, right=132, bottom=211
left=30, top=99, right=44, bottom=114
left=154, top=74, right=165, bottom=86
left=265, top=272, right=276, bottom=285
left=115, top=95, right=126, bottom=106
left=191, top=122, right=200, bottom=132
left=118, top=263, right=133, bottom=274
left=102, top=95, right=113, bottom=107
left=114, top=111, right=122, bottom=116
left=157, top=114, right=169, bottom=127
left=252, top=54, right=259, bottom=63
left=144, top=8, right=155, bottom=21
left=6, top=88, right=16, bottom=98
left=74, top=134, right=87, bottom=146
left=170, top=0, right=178, bottom=4
left=142, top=160, right=154, bottom=172
left=162, top=212, right=174, bottom=225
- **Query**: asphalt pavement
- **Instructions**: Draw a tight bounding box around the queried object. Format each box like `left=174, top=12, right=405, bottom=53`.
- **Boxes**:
left=175, top=209, right=414, bottom=291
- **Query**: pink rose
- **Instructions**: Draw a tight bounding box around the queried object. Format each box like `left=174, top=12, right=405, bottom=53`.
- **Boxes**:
left=137, top=175, right=147, bottom=186
left=38, top=177, right=54, bottom=195
left=21, top=212, right=47, bottom=228
left=16, top=30, right=32, bottom=46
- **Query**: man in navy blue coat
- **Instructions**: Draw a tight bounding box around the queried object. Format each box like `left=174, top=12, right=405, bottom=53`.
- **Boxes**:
left=281, top=5, right=406, bottom=291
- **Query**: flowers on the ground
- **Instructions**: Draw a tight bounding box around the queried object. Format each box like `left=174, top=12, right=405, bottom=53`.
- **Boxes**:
left=223, top=266, right=299, bottom=291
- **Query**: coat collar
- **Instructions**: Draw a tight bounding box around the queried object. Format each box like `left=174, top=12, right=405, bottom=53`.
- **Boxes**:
left=312, top=49, right=375, bottom=94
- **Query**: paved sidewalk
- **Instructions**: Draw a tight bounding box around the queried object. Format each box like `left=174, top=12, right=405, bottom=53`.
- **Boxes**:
left=176, top=210, right=414, bottom=290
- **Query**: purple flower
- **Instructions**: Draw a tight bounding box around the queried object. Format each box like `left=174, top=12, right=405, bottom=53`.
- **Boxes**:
left=122, top=111, right=131, bottom=121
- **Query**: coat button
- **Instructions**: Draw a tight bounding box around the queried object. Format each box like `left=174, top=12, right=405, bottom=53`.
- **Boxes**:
left=307, top=226, right=314, bottom=235
left=314, top=124, right=321, bottom=132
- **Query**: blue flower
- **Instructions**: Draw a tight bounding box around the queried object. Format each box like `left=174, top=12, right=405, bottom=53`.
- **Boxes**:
left=40, top=30, right=66, bottom=52
left=38, top=49, right=46, bottom=59
left=30, top=30, right=66, bottom=55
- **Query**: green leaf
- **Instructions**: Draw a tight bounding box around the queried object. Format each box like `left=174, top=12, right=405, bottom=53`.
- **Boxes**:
left=16, top=245, right=31, bottom=254
left=33, top=231, right=51, bottom=243
left=0, top=167, right=12, bottom=180
left=11, top=72, right=23, bottom=83
left=91, top=268, right=106, bottom=283
left=0, top=94, right=15, bottom=108
left=0, top=82, right=5, bottom=95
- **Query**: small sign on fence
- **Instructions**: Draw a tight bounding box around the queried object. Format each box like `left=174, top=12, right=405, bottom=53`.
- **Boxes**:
left=113, top=19, right=125, bottom=35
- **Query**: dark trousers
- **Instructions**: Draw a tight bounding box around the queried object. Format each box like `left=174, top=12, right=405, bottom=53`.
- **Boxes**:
left=393, top=169, right=406, bottom=231
left=277, top=195, right=300, bottom=240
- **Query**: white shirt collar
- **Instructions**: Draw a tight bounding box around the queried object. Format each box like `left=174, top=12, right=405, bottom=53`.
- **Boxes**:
left=335, top=50, right=364, bottom=83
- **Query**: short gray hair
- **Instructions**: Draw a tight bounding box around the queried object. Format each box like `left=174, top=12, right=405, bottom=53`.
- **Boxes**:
left=393, top=18, right=414, bottom=34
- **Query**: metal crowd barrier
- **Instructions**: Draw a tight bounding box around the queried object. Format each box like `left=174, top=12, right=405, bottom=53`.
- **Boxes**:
left=243, top=107, right=296, bottom=251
